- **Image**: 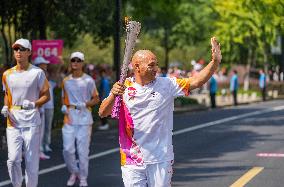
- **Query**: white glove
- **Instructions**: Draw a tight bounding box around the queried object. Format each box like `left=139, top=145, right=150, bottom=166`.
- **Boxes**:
left=1, top=106, right=8, bottom=117
left=22, top=100, right=35, bottom=110
left=76, top=102, right=86, bottom=110
left=61, top=105, right=68, bottom=114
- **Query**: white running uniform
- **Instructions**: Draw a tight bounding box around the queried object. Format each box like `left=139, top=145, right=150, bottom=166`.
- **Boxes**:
left=118, top=77, right=190, bottom=186
left=61, top=73, right=98, bottom=180
left=121, top=161, right=173, bottom=187
left=2, top=64, right=49, bottom=187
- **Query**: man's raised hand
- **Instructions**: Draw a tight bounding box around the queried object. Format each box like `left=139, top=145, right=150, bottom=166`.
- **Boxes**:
left=211, top=37, right=222, bottom=64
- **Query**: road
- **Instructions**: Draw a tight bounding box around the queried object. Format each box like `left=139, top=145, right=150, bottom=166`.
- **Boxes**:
left=1, top=100, right=284, bottom=187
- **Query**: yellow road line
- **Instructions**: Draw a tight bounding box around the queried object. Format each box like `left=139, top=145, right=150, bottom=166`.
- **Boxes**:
left=230, top=167, right=264, bottom=187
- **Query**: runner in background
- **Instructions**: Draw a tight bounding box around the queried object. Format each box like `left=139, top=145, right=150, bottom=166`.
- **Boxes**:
left=1, top=38, right=50, bottom=187
left=33, top=56, right=51, bottom=160
left=61, top=52, right=100, bottom=187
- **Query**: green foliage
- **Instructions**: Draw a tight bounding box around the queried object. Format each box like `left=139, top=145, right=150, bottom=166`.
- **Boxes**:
left=213, top=0, right=284, bottom=66
left=1, top=0, right=284, bottom=70
left=0, top=0, right=115, bottom=66
left=63, top=34, right=113, bottom=65
left=126, top=1, right=214, bottom=66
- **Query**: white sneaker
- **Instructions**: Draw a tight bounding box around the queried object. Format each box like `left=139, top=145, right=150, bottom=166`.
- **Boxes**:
left=79, top=179, right=88, bottom=187
left=45, top=145, right=52, bottom=152
left=39, top=152, right=50, bottom=160
left=40, top=152, right=50, bottom=159
left=98, top=124, right=109, bottom=131
left=67, top=173, right=77, bottom=186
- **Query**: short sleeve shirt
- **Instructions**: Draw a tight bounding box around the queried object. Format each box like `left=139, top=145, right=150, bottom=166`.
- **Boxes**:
left=2, top=64, right=48, bottom=127
left=119, top=77, right=190, bottom=166
left=62, top=73, right=98, bottom=125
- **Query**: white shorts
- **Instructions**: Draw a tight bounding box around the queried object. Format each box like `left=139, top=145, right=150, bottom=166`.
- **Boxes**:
left=121, top=161, right=173, bottom=187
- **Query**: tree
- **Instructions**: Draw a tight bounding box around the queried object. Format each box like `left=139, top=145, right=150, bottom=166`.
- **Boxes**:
left=126, top=0, right=181, bottom=69
left=213, top=0, right=284, bottom=67
left=126, top=0, right=215, bottom=69
left=0, top=0, right=118, bottom=74
left=213, top=0, right=284, bottom=89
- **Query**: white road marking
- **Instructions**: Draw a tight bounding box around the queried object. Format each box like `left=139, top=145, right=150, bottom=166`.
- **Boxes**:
left=1, top=105, right=284, bottom=186
left=256, top=153, right=284, bottom=157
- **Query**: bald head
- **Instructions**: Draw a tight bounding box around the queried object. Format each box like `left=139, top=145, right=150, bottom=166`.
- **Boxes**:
left=131, top=50, right=158, bottom=83
left=132, top=50, right=157, bottom=66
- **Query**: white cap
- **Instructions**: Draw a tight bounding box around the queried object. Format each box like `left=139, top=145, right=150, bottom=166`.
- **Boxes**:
left=34, top=56, right=50, bottom=65
left=12, top=38, right=32, bottom=50
left=70, top=52, right=84, bottom=61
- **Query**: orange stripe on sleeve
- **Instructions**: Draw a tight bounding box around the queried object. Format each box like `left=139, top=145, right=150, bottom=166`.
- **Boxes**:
left=62, top=77, right=71, bottom=124
left=2, top=68, right=15, bottom=127
left=176, top=78, right=191, bottom=96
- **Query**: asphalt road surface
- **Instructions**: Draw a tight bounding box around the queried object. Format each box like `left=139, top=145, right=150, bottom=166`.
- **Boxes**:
left=1, top=100, right=284, bottom=187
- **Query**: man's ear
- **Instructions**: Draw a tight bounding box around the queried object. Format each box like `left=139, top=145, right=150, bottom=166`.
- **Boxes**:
left=134, top=63, right=140, bottom=72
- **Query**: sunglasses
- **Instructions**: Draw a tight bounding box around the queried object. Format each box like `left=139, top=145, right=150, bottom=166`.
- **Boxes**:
left=70, top=58, right=83, bottom=63
left=13, top=47, right=28, bottom=52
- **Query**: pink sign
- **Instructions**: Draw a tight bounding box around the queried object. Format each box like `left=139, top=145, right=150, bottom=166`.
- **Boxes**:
left=32, top=40, right=63, bottom=64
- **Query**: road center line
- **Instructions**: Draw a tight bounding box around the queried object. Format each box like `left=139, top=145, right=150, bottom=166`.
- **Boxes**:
left=230, top=167, right=264, bottom=187
left=1, top=105, right=284, bottom=186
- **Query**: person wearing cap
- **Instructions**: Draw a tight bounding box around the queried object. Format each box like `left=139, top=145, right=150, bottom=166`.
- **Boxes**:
left=1, top=38, right=50, bottom=187
left=33, top=56, right=52, bottom=160
left=61, top=51, right=100, bottom=187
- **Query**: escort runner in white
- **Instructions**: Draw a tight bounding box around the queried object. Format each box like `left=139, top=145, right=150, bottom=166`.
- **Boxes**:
left=1, top=38, right=50, bottom=187
left=61, top=52, right=100, bottom=187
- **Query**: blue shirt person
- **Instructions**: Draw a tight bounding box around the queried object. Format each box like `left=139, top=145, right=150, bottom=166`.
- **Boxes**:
left=209, top=75, right=218, bottom=94
left=99, top=73, right=111, bottom=100
left=259, top=69, right=266, bottom=101
left=230, top=70, right=238, bottom=105
left=98, top=69, right=111, bottom=130
left=230, top=73, right=238, bottom=92
left=209, top=74, right=218, bottom=108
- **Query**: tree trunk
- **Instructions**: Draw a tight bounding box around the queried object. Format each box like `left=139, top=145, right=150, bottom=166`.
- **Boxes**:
left=263, top=47, right=269, bottom=75
left=13, top=15, right=18, bottom=40
left=281, top=34, right=284, bottom=81
left=1, top=25, right=10, bottom=68
left=8, top=20, right=13, bottom=65
left=244, top=48, right=252, bottom=91
left=38, top=2, right=46, bottom=39
left=113, top=0, right=121, bottom=81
